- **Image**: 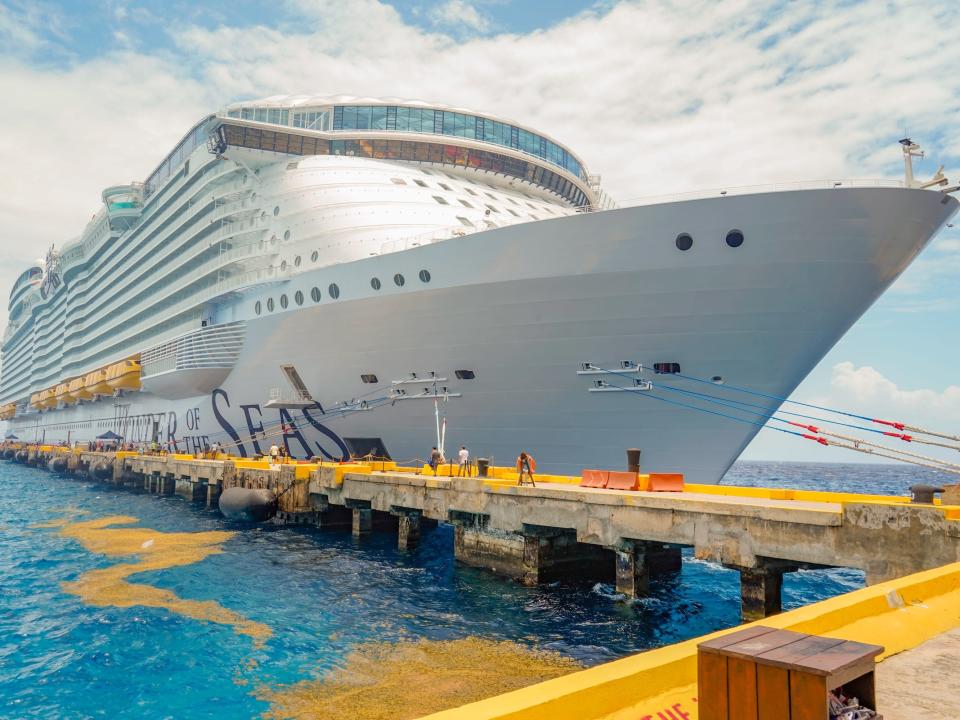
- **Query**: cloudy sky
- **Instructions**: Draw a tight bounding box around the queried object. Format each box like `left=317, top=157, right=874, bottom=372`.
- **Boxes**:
left=1, top=0, right=958, bottom=465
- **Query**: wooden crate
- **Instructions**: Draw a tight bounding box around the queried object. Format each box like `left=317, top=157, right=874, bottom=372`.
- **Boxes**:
left=698, top=626, right=883, bottom=719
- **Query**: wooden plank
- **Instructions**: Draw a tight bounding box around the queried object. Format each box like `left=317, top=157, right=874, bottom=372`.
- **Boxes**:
left=793, top=640, right=883, bottom=676
left=717, top=629, right=809, bottom=662
left=697, top=651, right=728, bottom=720
left=755, top=635, right=848, bottom=671
left=728, top=656, right=759, bottom=720
left=790, top=670, right=826, bottom=720
left=698, top=625, right=779, bottom=653
left=757, top=664, right=790, bottom=720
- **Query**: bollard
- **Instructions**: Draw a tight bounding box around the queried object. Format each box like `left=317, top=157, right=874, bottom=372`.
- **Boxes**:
left=910, top=484, right=945, bottom=504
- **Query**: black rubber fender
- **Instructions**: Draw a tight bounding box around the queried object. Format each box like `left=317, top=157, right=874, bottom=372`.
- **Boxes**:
left=218, top=486, right=278, bottom=522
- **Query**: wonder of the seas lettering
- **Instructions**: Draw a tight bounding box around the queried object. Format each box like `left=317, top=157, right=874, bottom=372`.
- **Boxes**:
left=211, top=389, right=349, bottom=461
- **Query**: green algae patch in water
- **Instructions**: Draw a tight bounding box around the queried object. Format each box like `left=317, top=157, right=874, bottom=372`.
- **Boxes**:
left=37, top=514, right=272, bottom=645
left=258, top=636, right=582, bottom=720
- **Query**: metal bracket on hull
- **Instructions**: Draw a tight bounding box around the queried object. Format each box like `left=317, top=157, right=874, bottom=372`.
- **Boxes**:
left=577, top=362, right=643, bottom=375
left=588, top=380, right=652, bottom=393
left=392, top=372, right=448, bottom=385
left=389, top=388, right=462, bottom=401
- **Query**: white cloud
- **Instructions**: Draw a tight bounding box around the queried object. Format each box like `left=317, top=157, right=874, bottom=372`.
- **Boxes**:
left=1, top=0, right=959, bottom=345
left=429, top=0, right=490, bottom=33
left=744, top=362, right=960, bottom=467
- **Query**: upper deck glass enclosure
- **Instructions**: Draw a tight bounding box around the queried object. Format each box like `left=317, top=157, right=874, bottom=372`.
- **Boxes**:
left=225, top=96, right=586, bottom=182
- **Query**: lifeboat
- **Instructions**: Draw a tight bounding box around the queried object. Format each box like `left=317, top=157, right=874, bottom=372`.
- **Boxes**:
left=39, top=389, right=57, bottom=409
left=106, top=359, right=141, bottom=391
left=69, top=377, right=92, bottom=401
left=55, top=382, right=75, bottom=405
left=0, top=403, right=15, bottom=420
left=30, top=393, right=43, bottom=411
left=85, top=369, right=113, bottom=396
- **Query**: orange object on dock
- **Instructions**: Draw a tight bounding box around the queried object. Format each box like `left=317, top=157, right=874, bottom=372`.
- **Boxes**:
left=580, top=469, right=609, bottom=488
left=606, top=471, right=639, bottom=491
left=648, top=473, right=685, bottom=492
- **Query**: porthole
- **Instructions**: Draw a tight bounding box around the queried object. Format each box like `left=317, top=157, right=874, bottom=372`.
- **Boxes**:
left=295, top=290, right=304, bottom=305
left=273, top=206, right=280, bottom=216
left=294, top=255, right=301, bottom=267
left=370, top=277, right=381, bottom=290
left=328, top=283, right=340, bottom=299
left=311, top=287, right=321, bottom=302
left=311, top=250, right=319, bottom=262
left=280, top=294, right=288, bottom=309
left=267, top=297, right=275, bottom=312
left=284, top=230, right=291, bottom=241
left=255, top=300, right=262, bottom=315
left=280, top=260, right=288, bottom=271
left=394, top=273, right=405, bottom=287
left=726, top=229, right=744, bottom=248
left=418, top=269, right=431, bottom=283
left=675, top=233, right=693, bottom=251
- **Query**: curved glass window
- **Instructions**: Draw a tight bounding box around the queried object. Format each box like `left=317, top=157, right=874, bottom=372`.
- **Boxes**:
left=255, top=300, right=262, bottom=315
left=219, top=125, right=589, bottom=207
left=280, top=294, right=288, bottom=309
left=394, top=273, right=405, bottom=287
left=311, top=250, right=318, bottom=262
left=266, top=297, right=275, bottom=312
left=284, top=230, right=291, bottom=241
left=419, top=269, right=431, bottom=283
left=328, top=283, right=340, bottom=299
left=273, top=206, right=280, bottom=216
left=280, top=260, right=287, bottom=271
left=311, top=287, right=321, bottom=302
left=370, top=277, right=381, bottom=290
left=332, top=105, right=584, bottom=180
left=294, top=255, right=302, bottom=267
left=294, top=290, right=304, bottom=305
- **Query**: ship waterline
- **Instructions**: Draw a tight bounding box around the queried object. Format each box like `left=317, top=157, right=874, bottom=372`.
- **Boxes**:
left=6, top=176, right=956, bottom=482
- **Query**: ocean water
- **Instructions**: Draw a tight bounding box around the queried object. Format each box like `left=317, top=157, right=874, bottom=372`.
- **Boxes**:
left=0, top=460, right=947, bottom=719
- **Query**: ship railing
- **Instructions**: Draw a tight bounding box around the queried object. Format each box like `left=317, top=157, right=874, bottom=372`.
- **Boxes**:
left=59, top=238, right=273, bottom=353
left=67, top=176, right=250, bottom=318
left=141, top=321, right=246, bottom=378
left=577, top=178, right=906, bottom=213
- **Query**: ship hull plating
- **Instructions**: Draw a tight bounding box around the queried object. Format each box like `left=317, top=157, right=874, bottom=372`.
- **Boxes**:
left=9, top=187, right=957, bottom=483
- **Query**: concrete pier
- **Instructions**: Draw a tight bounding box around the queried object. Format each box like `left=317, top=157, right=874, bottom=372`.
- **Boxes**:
left=7, top=445, right=960, bottom=621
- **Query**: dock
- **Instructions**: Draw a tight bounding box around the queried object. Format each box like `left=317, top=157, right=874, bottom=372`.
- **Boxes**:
left=7, top=443, right=960, bottom=622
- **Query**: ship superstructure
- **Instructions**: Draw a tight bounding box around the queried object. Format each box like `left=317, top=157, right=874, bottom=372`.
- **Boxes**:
left=1, top=96, right=956, bottom=482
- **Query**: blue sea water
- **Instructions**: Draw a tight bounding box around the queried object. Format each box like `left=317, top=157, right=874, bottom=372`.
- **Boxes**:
left=0, top=460, right=947, bottom=719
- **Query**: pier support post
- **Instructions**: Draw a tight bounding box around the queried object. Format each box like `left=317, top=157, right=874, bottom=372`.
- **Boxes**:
left=614, top=541, right=684, bottom=597
left=727, top=559, right=798, bottom=622
left=352, top=507, right=372, bottom=537
left=392, top=508, right=422, bottom=550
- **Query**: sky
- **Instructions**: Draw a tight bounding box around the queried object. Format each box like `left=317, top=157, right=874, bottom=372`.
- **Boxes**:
left=0, top=0, right=958, bottom=466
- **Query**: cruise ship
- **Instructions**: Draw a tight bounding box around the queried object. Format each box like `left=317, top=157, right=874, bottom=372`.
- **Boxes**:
left=1, top=96, right=956, bottom=483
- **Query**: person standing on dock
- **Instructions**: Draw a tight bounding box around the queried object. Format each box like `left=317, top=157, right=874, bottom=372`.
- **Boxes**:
left=457, top=446, right=470, bottom=476
left=430, top=446, right=441, bottom=475
left=269, top=443, right=280, bottom=463
left=517, top=451, right=536, bottom=487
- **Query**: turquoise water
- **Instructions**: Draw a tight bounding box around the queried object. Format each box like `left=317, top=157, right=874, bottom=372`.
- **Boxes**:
left=0, top=460, right=945, bottom=719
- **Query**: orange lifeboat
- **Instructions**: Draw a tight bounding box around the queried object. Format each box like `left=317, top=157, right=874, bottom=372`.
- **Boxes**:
left=69, top=377, right=92, bottom=401
left=55, top=382, right=74, bottom=405
left=85, top=369, right=113, bottom=396
left=30, top=393, right=43, bottom=411
left=40, top=389, right=57, bottom=409
left=106, top=359, right=141, bottom=391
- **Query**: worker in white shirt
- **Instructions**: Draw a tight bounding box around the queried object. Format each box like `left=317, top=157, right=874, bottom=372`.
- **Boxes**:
left=457, top=445, right=470, bottom=477
left=269, top=443, right=280, bottom=462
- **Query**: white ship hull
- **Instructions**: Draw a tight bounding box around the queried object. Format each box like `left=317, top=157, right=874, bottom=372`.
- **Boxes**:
left=9, top=186, right=956, bottom=483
